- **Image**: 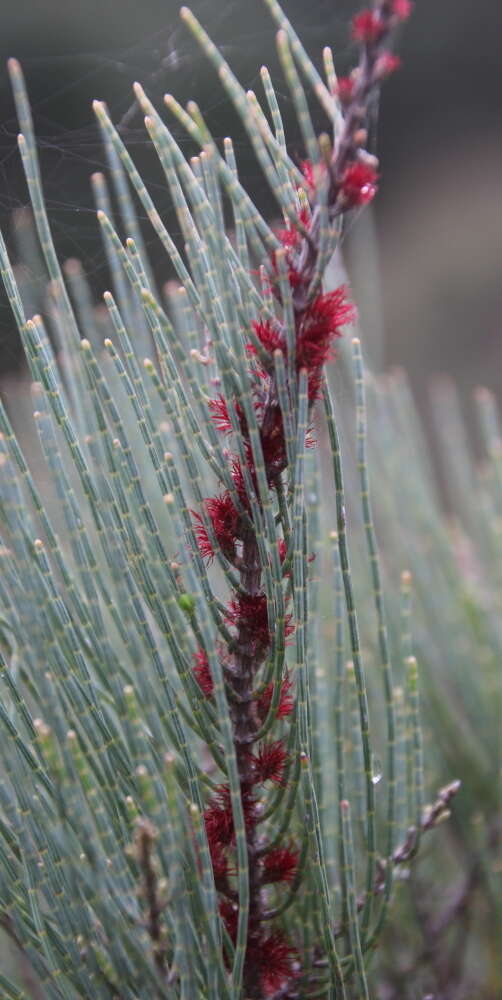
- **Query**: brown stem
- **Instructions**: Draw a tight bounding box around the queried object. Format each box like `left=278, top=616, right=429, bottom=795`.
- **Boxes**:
left=333, top=780, right=462, bottom=939
left=229, top=529, right=266, bottom=997
left=135, top=818, right=167, bottom=981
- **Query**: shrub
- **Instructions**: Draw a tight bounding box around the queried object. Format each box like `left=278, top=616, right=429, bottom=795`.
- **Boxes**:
left=0, top=3, right=481, bottom=998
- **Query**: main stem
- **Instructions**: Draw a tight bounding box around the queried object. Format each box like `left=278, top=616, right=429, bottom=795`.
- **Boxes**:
left=231, top=529, right=265, bottom=998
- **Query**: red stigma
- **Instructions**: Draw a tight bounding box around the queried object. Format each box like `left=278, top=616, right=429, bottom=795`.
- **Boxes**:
left=204, top=784, right=257, bottom=850
left=340, top=161, right=379, bottom=207
left=257, top=673, right=294, bottom=721
left=262, top=844, right=300, bottom=884
left=208, top=394, right=233, bottom=434
left=391, top=0, right=412, bottom=21
left=219, top=899, right=238, bottom=942
left=250, top=740, right=289, bottom=785
left=375, top=51, right=402, bottom=78
left=193, top=648, right=214, bottom=697
left=351, top=10, right=385, bottom=44
left=192, top=491, right=240, bottom=563
left=225, top=592, right=270, bottom=656
left=250, top=319, right=285, bottom=357
left=253, top=932, right=298, bottom=996
left=336, top=75, right=356, bottom=103
left=297, top=287, right=356, bottom=399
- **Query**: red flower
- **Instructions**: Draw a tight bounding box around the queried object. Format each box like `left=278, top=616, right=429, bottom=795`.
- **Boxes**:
left=391, top=0, right=412, bottom=20
left=192, top=514, right=214, bottom=562
left=226, top=592, right=270, bottom=656
left=340, top=161, right=378, bottom=207
left=193, top=648, right=214, bottom=697
left=208, top=394, right=247, bottom=437
left=336, top=75, right=356, bottom=103
left=267, top=204, right=313, bottom=291
left=257, top=673, right=294, bottom=721
left=208, top=394, right=233, bottom=434
left=251, top=287, right=354, bottom=403
left=219, top=899, right=238, bottom=942
left=230, top=456, right=258, bottom=509
left=250, top=740, right=288, bottom=785
left=295, top=286, right=356, bottom=399
left=204, top=785, right=235, bottom=848
left=375, top=51, right=402, bottom=78
left=299, top=160, right=315, bottom=191
left=277, top=205, right=311, bottom=249
left=269, top=251, right=302, bottom=290
left=193, top=492, right=240, bottom=563
left=204, top=784, right=257, bottom=850
left=260, top=405, right=286, bottom=480
left=262, top=844, right=300, bottom=884
left=305, top=369, right=324, bottom=403
left=251, top=931, right=298, bottom=997
left=230, top=457, right=247, bottom=503
left=298, top=287, right=355, bottom=370
left=250, top=319, right=285, bottom=357
left=351, top=10, right=385, bottom=44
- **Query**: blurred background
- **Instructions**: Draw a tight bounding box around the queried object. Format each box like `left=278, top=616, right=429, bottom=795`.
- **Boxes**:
left=0, top=0, right=501, bottom=409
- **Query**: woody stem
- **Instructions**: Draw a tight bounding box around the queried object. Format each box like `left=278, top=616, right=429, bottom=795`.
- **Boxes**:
left=231, top=529, right=266, bottom=997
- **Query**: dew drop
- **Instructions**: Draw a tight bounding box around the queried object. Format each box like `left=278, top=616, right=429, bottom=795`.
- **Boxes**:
left=371, top=754, right=382, bottom=786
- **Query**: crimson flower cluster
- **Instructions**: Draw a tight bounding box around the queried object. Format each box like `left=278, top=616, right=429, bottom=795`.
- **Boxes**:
left=189, top=3, right=410, bottom=994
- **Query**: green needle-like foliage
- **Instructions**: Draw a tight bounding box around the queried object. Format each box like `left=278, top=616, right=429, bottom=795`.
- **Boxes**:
left=1, top=3, right=494, bottom=999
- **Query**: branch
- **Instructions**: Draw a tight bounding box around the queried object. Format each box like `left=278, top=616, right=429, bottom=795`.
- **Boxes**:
left=134, top=818, right=168, bottom=980
left=334, top=780, right=461, bottom=938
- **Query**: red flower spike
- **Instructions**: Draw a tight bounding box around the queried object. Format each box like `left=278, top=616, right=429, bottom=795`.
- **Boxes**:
left=262, top=844, right=300, bottom=884
left=257, top=673, right=294, bottom=721
left=351, top=10, right=385, bottom=44
left=193, top=648, right=214, bottom=697
left=193, top=492, right=240, bottom=563
left=340, top=161, right=379, bottom=207
left=251, top=740, right=288, bottom=785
